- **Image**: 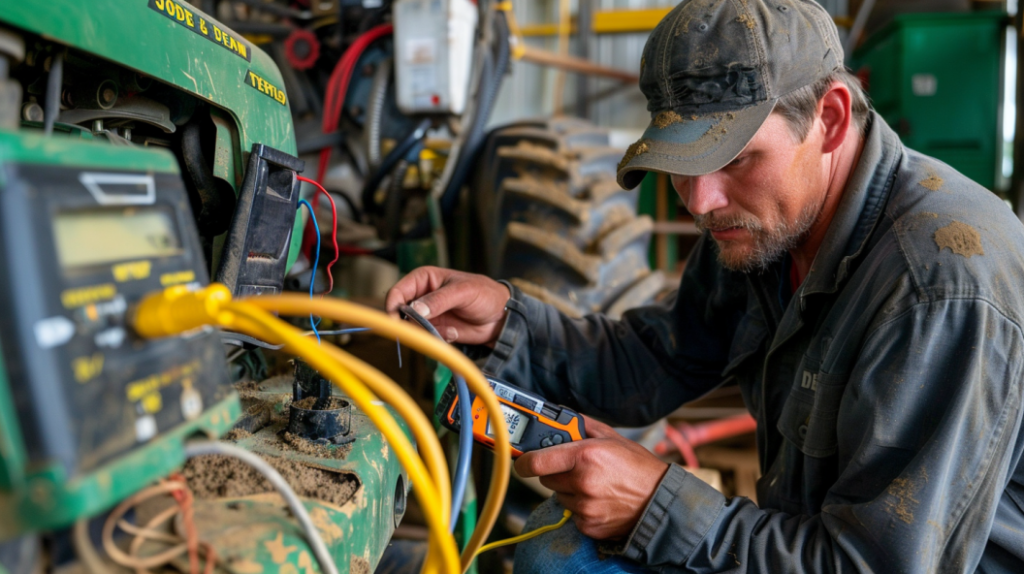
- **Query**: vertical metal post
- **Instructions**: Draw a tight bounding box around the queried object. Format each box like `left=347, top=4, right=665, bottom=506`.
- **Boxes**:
left=575, top=0, right=594, bottom=119
left=1012, top=9, right=1024, bottom=216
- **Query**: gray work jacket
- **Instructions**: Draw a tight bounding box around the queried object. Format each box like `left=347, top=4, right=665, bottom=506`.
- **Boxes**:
left=483, top=114, right=1024, bottom=572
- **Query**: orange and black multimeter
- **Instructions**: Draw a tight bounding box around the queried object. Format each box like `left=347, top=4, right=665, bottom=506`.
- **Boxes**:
left=435, top=375, right=587, bottom=457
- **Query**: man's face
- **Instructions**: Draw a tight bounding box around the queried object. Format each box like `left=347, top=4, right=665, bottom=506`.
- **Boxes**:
left=671, top=113, right=829, bottom=273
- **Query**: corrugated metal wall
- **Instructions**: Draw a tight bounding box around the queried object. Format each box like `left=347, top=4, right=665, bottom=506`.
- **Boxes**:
left=490, top=0, right=848, bottom=132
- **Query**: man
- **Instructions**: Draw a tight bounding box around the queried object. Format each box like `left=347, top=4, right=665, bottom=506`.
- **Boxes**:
left=386, top=0, right=1024, bottom=571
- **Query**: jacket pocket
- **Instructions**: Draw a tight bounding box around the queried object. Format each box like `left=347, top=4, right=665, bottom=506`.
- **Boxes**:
left=777, top=371, right=848, bottom=458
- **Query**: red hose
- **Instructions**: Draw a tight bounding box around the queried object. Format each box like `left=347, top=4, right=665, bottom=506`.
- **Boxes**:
left=655, top=414, right=757, bottom=468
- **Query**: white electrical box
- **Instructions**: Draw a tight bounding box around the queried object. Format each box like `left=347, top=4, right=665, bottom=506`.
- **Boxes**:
left=393, top=0, right=477, bottom=115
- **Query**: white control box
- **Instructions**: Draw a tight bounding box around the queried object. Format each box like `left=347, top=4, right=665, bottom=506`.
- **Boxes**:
left=393, top=0, right=477, bottom=115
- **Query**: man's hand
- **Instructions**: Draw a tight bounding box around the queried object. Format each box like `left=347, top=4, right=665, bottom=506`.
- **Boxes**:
left=384, top=266, right=511, bottom=346
left=514, top=416, right=670, bottom=540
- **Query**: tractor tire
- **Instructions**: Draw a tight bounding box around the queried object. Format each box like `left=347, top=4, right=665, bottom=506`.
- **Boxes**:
left=471, top=118, right=665, bottom=319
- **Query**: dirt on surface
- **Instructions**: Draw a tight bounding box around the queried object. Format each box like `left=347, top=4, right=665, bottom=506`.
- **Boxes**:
left=350, top=557, right=371, bottom=574
left=919, top=175, right=945, bottom=191
left=291, top=397, right=348, bottom=411
left=182, top=454, right=359, bottom=507
left=934, top=221, right=984, bottom=258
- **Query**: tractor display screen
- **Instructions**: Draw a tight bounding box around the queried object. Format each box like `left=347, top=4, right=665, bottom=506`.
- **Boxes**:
left=53, top=207, right=182, bottom=268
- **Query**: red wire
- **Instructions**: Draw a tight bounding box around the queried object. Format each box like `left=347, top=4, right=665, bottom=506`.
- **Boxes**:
left=302, top=24, right=394, bottom=262
left=297, top=175, right=339, bottom=294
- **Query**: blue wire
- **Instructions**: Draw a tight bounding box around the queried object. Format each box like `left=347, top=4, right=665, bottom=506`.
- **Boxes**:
left=297, top=199, right=321, bottom=344
left=450, top=374, right=473, bottom=531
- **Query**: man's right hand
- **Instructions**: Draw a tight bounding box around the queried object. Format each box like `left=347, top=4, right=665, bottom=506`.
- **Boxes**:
left=384, top=266, right=512, bottom=346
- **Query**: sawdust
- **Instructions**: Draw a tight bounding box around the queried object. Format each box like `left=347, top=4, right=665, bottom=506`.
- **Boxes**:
left=280, top=431, right=348, bottom=458
left=886, top=478, right=920, bottom=524
left=350, top=557, right=370, bottom=574
left=934, top=221, right=984, bottom=258
left=736, top=14, right=756, bottom=29
left=918, top=175, right=944, bottom=191
left=653, top=111, right=683, bottom=129
left=617, top=139, right=651, bottom=172
left=182, top=454, right=359, bottom=507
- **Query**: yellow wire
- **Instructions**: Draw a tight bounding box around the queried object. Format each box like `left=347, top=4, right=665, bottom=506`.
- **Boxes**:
left=473, top=509, right=572, bottom=558
left=240, top=294, right=511, bottom=573
left=221, top=304, right=459, bottom=574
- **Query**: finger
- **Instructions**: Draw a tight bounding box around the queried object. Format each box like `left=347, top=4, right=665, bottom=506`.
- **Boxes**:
left=538, top=472, right=577, bottom=495
left=582, top=415, right=619, bottom=439
left=410, top=276, right=479, bottom=321
left=514, top=442, right=582, bottom=478
left=384, top=266, right=445, bottom=317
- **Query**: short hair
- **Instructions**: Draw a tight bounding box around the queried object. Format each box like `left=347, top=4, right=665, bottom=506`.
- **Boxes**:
left=773, top=68, right=871, bottom=142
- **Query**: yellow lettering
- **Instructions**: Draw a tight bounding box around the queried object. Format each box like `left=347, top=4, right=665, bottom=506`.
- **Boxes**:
left=199, top=18, right=208, bottom=35
left=275, top=90, right=286, bottom=105
left=154, top=0, right=164, bottom=10
left=237, top=43, right=248, bottom=59
left=214, top=26, right=222, bottom=42
left=62, top=284, right=117, bottom=308
left=72, top=354, right=104, bottom=384
left=112, top=260, right=152, bottom=283
left=175, top=3, right=186, bottom=21
left=142, top=392, right=163, bottom=414
left=164, top=0, right=176, bottom=16
left=185, top=11, right=194, bottom=27
left=160, top=270, right=195, bottom=286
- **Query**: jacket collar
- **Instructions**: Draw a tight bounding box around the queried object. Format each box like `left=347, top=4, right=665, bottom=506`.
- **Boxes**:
left=800, top=112, right=903, bottom=298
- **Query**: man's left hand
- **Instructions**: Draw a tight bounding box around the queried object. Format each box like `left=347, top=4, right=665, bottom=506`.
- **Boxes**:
left=514, top=416, right=670, bottom=540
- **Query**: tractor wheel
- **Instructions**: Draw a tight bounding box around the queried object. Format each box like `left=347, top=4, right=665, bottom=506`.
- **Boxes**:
left=472, top=118, right=665, bottom=319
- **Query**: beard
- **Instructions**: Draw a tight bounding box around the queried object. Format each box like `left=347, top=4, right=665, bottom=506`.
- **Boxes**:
left=694, top=198, right=824, bottom=274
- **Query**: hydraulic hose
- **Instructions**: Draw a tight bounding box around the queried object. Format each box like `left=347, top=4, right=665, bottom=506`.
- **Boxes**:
left=439, top=10, right=510, bottom=218
left=361, top=118, right=431, bottom=216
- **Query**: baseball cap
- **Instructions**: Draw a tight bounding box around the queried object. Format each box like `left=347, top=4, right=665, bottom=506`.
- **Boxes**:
left=616, top=0, right=844, bottom=190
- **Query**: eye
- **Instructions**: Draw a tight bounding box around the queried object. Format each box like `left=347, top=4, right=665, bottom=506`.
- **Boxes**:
left=726, top=154, right=748, bottom=168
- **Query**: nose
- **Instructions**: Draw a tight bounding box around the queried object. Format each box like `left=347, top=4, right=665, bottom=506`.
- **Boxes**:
left=671, top=173, right=729, bottom=216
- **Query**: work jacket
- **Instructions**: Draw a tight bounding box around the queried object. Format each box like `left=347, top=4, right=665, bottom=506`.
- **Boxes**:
left=483, top=113, right=1024, bottom=572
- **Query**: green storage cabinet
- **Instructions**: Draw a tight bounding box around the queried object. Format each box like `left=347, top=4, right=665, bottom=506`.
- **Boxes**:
left=852, top=12, right=1007, bottom=189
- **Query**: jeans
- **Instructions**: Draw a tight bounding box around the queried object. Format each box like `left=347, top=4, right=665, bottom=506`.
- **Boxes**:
left=513, top=497, right=654, bottom=574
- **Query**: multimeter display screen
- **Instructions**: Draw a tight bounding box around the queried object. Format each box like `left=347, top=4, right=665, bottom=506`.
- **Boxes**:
left=53, top=207, right=182, bottom=268
left=487, top=403, right=530, bottom=445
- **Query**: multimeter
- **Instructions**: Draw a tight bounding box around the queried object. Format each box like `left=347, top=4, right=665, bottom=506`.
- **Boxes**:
left=435, top=375, right=587, bottom=457
left=396, top=303, right=587, bottom=457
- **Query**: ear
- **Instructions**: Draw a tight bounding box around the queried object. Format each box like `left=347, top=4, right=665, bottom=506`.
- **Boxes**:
left=817, top=81, right=852, bottom=155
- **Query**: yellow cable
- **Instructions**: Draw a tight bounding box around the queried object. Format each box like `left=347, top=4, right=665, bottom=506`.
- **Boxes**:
left=133, top=286, right=511, bottom=573
left=473, top=509, right=572, bottom=558
left=132, top=285, right=459, bottom=574
left=223, top=304, right=459, bottom=574
left=231, top=312, right=454, bottom=544
left=239, top=294, right=511, bottom=573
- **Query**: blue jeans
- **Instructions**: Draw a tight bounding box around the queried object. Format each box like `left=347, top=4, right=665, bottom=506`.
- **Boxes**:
left=513, top=497, right=654, bottom=574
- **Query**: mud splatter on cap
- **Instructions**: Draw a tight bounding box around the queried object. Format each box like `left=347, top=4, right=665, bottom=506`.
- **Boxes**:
left=617, top=0, right=844, bottom=189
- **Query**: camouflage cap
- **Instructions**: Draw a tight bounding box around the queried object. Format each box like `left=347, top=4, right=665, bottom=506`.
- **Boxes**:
left=616, top=0, right=844, bottom=190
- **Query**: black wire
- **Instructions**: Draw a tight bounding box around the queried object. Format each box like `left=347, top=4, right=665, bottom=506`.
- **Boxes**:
left=43, top=52, right=63, bottom=136
left=398, top=304, right=444, bottom=340
left=361, top=118, right=431, bottom=216
left=439, top=10, right=510, bottom=218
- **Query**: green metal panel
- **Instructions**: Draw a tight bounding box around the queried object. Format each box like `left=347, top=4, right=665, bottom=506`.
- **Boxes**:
left=0, top=128, right=180, bottom=179
left=210, top=377, right=412, bottom=572
left=1, top=0, right=295, bottom=156
left=0, top=340, right=27, bottom=492
left=0, top=395, right=240, bottom=538
left=852, top=12, right=1007, bottom=189
left=1, top=1, right=304, bottom=269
